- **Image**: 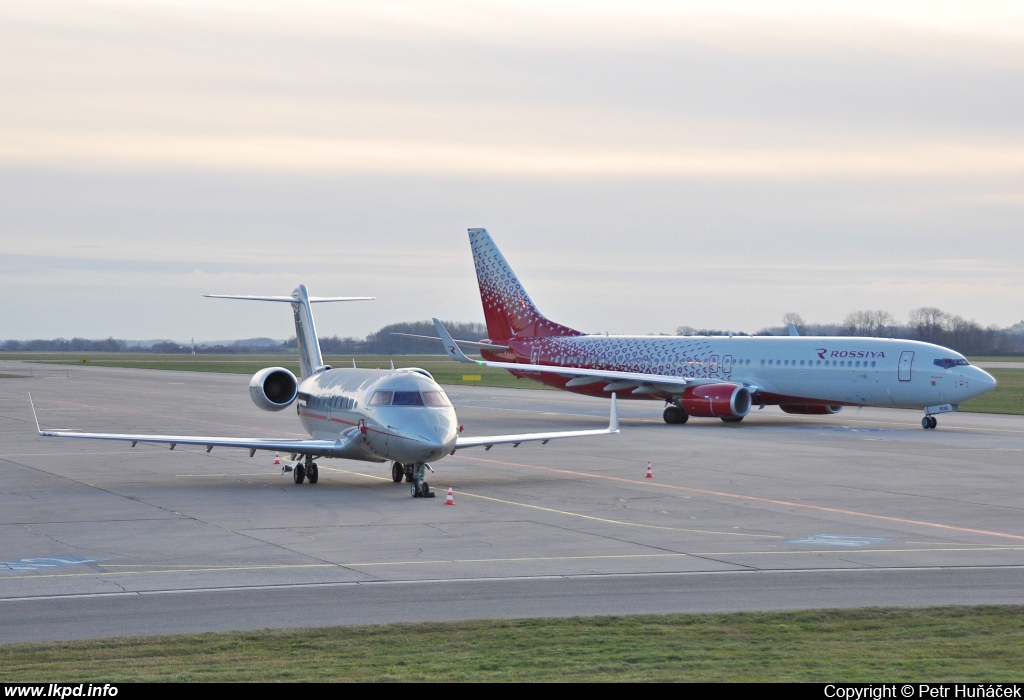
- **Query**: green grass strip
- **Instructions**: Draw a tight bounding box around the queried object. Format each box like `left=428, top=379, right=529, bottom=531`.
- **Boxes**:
left=7, top=353, right=1022, bottom=414
left=2, top=607, right=1023, bottom=682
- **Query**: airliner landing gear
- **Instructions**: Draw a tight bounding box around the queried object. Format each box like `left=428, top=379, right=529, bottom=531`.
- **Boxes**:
left=721, top=416, right=744, bottom=423
left=922, top=416, right=937, bottom=430
left=293, top=464, right=305, bottom=484
left=392, top=462, right=404, bottom=482
left=663, top=404, right=688, bottom=424
left=408, top=463, right=434, bottom=498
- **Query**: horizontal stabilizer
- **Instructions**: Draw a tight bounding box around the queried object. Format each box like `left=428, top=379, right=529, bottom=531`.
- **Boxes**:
left=204, top=294, right=374, bottom=302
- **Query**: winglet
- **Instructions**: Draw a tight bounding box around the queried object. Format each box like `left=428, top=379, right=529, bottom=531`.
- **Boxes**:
left=609, top=393, right=619, bottom=433
left=28, top=393, right=42, bottom=434
left=788, top=323, right=800, bottom=336
left=433, top=318, right=475, bottom=364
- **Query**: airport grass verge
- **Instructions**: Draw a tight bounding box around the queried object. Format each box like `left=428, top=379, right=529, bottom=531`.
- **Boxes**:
left=5, top=353, right=1022, bottom=414
left=2, top=607, right=1023, bottom=682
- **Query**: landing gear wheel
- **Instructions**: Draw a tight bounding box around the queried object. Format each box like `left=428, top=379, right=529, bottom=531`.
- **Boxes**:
left=663, top=406, right=688, bottom=424
left=922, top=416, right=937, bottom=429
left=411, top=482, right=419, bottom=498
left=392, top=462, right=404, bottom=482
left=721, top=416, right=744, bottom=423
left=306, top=463, right=319, bottom=484
left=420, top=482, right=432, bottom=498
left=293, top=464, right=306, bottom=484
left=930, top=416, right=938, bottom=429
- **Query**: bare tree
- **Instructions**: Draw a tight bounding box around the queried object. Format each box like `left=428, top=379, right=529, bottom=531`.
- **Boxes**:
left=842, top=310, right=895, bottom=337
left=908, top=307, right=949, bottom=343
left=782, top=312, right=806, bottom=335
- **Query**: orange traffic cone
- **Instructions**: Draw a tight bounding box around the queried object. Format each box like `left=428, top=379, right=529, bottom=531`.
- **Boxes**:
left=645, top=460, right=653, bottom=479
left=445, top=486, right=455, bottom=505
left=274, top=452, right=281, bottom=465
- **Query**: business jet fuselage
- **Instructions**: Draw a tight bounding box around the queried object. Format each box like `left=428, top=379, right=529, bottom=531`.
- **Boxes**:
left=433, top=229, right=996, bottom=430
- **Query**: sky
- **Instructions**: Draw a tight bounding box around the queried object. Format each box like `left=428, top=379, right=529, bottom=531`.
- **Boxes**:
left=1, top=0, right=1022, bottom=341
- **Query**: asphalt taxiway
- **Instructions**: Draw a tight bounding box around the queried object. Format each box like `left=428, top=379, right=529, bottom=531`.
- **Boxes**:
left=1, top=361, right=1022, bottom=643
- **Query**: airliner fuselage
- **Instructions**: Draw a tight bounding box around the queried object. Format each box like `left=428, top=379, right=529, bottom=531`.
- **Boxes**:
left=486, top=335, right=994, bottom=410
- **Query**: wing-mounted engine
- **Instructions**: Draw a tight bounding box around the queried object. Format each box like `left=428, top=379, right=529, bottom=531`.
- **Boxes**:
left=680, top=383, right=751, bottom=418
left=779, top=404, right=842, bottom=415
left=250, top=367, right=298, bottom=412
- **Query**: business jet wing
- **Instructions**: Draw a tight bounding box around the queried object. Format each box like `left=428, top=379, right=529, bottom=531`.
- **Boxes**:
left=30, top=395, right=357, bottom=458
left=432, top=319, right=742, bottom=394
left=454, top=394, right=618, bottom=451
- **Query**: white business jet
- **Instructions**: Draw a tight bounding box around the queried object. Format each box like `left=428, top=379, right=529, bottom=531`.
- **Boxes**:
left=32, top=285, right=618, bottom=498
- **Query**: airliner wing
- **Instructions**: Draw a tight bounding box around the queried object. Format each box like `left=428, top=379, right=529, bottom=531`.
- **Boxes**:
left=390, top=332, right=510, bottom=352
left=454, top=395, right=619, bottom=451
left=30, top=395, right=356, bottom=457
left=433, top=319, right=706, bottom=391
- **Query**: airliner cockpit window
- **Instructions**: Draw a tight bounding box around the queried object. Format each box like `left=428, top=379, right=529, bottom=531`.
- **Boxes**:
left=934, top=358, right=970, bottom=369
left=392, top=391, right=425, bottom=406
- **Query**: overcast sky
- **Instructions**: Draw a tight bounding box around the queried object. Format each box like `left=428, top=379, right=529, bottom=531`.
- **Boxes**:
left=1, top=0, right=1022, bottom=341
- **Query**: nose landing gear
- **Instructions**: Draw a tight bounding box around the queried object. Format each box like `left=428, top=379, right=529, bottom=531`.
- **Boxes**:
left=921, top=416, right=937, bottom=430
left=406, top=463, right=435, bottom=498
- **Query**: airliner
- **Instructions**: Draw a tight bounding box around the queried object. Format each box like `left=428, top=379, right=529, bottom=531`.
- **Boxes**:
left=430, top=228, right=996, bottom=430
left=32, top=285, right=618, bottom=497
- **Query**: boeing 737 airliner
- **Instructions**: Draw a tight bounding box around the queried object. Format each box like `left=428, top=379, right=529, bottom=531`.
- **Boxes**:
left=431, top=229, right=996, bottom=430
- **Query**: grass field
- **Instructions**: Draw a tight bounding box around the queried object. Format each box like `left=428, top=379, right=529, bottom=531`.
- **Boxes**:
left=4, top=353, right=1022, bottom=414
left=2, top=607, right=1022, bottom=682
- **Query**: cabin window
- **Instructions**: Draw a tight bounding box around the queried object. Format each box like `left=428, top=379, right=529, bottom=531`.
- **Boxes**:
left=422, top=391, right=451, bottom=407
left=871, top=361, right=876, bottom=367
left=392, top=391, right=425, bottom=406
left=369, top=391, right=393, bottom=406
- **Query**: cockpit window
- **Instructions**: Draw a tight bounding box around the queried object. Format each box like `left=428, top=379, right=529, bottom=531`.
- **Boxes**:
left=933, top=358, right=969, bottom=369
left=422, top=391, right=451, bottom=407
left=369, top=391, right=393, bottom=405
left=391, top=391, right=425, bottom=406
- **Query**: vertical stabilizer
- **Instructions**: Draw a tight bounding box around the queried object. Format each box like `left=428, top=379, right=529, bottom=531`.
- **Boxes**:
left=468, top=228, right=581, bottom=340
left=203, top=288, right=373, bottom=379
left=290, top=285, right=325, bottom=378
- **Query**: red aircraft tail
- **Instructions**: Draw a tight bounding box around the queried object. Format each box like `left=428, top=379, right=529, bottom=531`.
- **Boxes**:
left=468, top=228, right=582, bottom=341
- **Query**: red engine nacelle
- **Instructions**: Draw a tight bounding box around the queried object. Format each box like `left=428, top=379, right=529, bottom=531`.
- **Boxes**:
left=680, top=384, right=751, bottom=418
left=779, top=404, right=843, bottom=415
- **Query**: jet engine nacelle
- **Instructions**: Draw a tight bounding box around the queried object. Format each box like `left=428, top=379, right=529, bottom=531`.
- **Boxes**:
left=779, top=404, right=843, bottom=415
left=250, top=367, right=298, bottom=412
left=680, top=383, right=751, bottom=418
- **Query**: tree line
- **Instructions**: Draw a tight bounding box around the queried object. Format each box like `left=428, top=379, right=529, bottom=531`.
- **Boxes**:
left=3, top=312, right=1021, bottom=356
left=0, top=321, right=489, bottom=356
left=679, top=307, right=1023, bottom=356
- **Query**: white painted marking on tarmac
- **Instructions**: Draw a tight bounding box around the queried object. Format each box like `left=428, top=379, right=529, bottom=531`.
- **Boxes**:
left=787, top=535, right=890, bottom=547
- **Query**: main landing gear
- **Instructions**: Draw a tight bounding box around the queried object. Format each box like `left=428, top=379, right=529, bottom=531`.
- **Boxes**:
left=393, top=461, right=434, bottom=498
left=293, top=455, right=319, bottom=484
left=663, top=404, right=688, bottom=424
left=922, top=415, right=938, bottom=430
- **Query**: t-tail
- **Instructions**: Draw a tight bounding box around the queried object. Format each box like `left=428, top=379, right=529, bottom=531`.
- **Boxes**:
left=204, top=285, right=373, bottom=378
left=469, top=228, right=581, bottom=341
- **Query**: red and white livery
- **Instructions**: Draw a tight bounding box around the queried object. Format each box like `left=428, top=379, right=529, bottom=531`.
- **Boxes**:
left=433, top=228, right=997, bottom=430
